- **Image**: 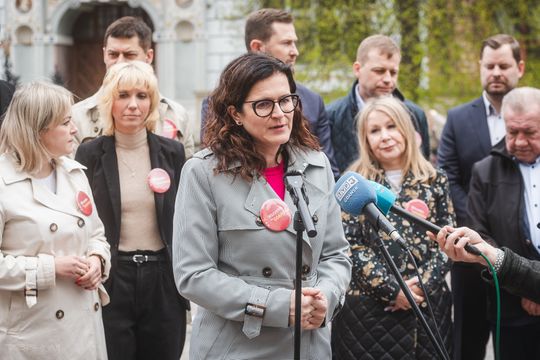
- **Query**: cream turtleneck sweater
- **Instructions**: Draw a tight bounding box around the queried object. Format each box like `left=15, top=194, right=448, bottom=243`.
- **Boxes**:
left=115, top=129, right=163, bottom=251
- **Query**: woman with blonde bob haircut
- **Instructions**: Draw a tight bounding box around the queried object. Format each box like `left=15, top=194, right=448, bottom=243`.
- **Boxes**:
left=76, top=60, right=188, bottom=360
left=332, top=96, right=455, bottom=359
left=0, top=81, right=111, bottom=359
left=98, top=60, right=160, bottom=136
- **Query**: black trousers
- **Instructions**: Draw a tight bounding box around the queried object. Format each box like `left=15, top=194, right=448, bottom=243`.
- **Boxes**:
left=103, top=249, right=186, bottom=360
left=451, top=262, right=491, bottom=360
left=496, top=321, right=540, bottom=360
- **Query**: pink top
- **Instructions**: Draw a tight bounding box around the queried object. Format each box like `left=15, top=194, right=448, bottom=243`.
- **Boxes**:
left=263, top=162, right=286, bottom=200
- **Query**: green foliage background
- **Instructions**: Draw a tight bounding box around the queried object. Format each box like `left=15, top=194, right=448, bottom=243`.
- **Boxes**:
left=246, top=0, right=540, bottom=112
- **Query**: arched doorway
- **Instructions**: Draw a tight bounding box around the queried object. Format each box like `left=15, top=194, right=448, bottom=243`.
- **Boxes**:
left=58, top=3, right=153, bottom=100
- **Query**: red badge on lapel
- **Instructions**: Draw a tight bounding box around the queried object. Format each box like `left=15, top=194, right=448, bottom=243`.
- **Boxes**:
left=76, top=191, right=93, bottom=216
left=147, top=168, right=171, bottom=193
left=161, top=119, right=178, bottom=139
left=260, top=199, right=292, bottom=232
left=405, top=199, right=429, bottom=219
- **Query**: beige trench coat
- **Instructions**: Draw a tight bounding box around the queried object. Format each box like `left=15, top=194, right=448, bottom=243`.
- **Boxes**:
left=0, top=154, right=111, bottom=360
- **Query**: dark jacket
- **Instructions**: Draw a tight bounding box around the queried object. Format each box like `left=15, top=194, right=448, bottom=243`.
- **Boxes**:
left=468, top=139, right=540, bottom=323
left=200, top=83, right=339, bottom=177
left=481, top=248, right=540, bottom=304
left=327, top=81, right=431, bottom=174
left=75, top=132, right=186, bottom=307
left=437, top=97, right=492, bottom=226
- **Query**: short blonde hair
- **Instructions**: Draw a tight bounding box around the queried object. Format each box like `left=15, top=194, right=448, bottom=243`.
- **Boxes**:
left=98, top=61, right=160, bottom=136
left=0, top=81, right=73, bottom=174
left=356, top=34, right=401, bottom=63
left=348, top=96, right=436, bottom=184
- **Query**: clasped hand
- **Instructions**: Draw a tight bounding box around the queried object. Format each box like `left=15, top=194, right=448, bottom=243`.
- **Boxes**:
left=289, top=287, right=328, bottom=330
left=55, top=255, right=102, bottom=290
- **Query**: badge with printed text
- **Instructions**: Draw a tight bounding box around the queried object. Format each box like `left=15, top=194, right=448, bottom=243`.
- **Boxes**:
left=405, top=199, right=429, bottom=219
left=260, top=199, right=292, bottom=232
left=76, top=191, right=93, bottom=216
left=161, top=119, right=178, bottom=139
left=147, top=168, right=171, bottom=193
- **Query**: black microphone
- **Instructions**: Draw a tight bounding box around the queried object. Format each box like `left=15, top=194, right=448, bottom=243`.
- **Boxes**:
left=367, top=179, right=482, bottom=256
left=334, top=172, right=408, bottom=249
left=284, top=170, right=317, bottom=237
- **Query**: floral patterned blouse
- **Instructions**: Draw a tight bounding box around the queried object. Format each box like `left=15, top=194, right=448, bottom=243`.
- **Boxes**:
left=343, top=169, right=455, bottom=304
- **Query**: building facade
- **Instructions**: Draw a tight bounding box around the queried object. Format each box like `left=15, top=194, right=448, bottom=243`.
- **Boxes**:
left=1, top=0, right=247, bottom=139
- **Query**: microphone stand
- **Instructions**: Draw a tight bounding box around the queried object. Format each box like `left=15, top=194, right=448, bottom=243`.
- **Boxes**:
left=285, top=171, right=317, bottom=360
left=371, top=214, right=449, bottom=360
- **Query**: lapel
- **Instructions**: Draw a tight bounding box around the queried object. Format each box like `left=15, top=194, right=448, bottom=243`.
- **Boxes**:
left=470, top=97, right=492, bottom=155
left=243, top=148, right=327, bottom=246
left=147, top=133, right=165, bottom=234
left=31, top=161, right=85, bottom=218
left=100, top=137, right=122, bottom=235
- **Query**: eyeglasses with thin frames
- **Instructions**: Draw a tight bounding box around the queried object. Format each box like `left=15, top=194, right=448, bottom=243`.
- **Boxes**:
left=243, top=94, right=300, bottom=118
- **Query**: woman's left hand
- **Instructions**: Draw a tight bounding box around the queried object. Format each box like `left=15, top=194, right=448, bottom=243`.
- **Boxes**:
left=75, top=255, right=102, bottom=290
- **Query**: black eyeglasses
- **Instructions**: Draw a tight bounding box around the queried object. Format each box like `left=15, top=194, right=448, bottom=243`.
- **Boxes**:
left=244, top=94, right=299, bottom=117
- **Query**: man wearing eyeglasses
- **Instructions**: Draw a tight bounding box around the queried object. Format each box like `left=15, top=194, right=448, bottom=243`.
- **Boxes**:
left=201, top=8, right=339, bottom=177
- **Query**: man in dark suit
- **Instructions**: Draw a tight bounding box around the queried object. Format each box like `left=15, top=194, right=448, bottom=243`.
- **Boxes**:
left=200, top=8, right=339, bottom=177
left=437, top=34, right=525, bottom=360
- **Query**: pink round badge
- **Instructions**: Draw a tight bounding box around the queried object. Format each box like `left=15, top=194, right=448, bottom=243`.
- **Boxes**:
left=405, top=199, right=430, bottom=219
left=147, top=168, right=171, bottom=193
left=161, top=119, right=178, bottom=139
left=76, top=191, right=93, bottom=216
left=260, top=199, right=292, bottom=232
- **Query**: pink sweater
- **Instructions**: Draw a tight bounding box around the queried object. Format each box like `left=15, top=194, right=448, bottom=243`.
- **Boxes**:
left=263, top=162, right=285, bottom=200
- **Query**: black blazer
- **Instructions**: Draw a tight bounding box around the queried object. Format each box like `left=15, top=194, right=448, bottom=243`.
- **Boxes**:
left=437, top=97, right=492, bottom=225
left=75, top=132, right=185, bottom=260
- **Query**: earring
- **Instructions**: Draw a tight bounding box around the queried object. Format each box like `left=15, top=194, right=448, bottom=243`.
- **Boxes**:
left=235, top=121, right=242, bottom=126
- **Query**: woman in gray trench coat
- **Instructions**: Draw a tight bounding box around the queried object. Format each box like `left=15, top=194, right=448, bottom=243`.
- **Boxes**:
left=173, top=53, right=352, bottom=360
left=0, top=82, right=110, bottom=359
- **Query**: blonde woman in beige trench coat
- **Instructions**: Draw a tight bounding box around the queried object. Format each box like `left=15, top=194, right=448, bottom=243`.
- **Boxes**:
left=0, top=82, right=111, bottom=360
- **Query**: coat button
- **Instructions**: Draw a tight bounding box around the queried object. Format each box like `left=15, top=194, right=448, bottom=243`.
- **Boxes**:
left=302, top=265, right=310, bottom=275
left=77, top=218, right=85, bottom=228
left=49, top=223, right=58, bottom=232
left=94, top=302, right=99, bottom=312
left=56, top=310, right=64, bottom=319
left=255, top=216, right=264, bottom=227
left=262, top=267, right=272, bottom=277
left=93, top=126, right=99, bottom=133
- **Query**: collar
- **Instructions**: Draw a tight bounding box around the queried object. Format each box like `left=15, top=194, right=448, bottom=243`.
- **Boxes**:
left=482, top=91, right=499, bottom=117
left=194, top=146, right=326, bottom=172
left=80, top=90, right=101, bottom=110
left=354, top=84, right=366, bottom=111
left=0, top=154, right=85, bottom=185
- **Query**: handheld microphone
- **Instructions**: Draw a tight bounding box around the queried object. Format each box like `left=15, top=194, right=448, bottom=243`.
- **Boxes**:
left=334, top=172, right=408, bottom=249
left=367, top=180, right=482, bottom=256
left=284, top=170, right=317, bottom=237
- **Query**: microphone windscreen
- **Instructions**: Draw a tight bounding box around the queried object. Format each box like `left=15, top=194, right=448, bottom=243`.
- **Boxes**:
left=334, top=172, right=376, bottom=216
left=367, top=180, right=396, bottom=215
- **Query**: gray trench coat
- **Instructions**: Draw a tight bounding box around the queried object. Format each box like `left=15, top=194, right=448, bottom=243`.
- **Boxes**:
left=173, top=147, right=351, bottom=360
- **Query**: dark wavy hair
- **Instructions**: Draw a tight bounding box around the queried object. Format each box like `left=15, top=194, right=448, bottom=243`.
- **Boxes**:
left=203, top=53, right=319, bottom=181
